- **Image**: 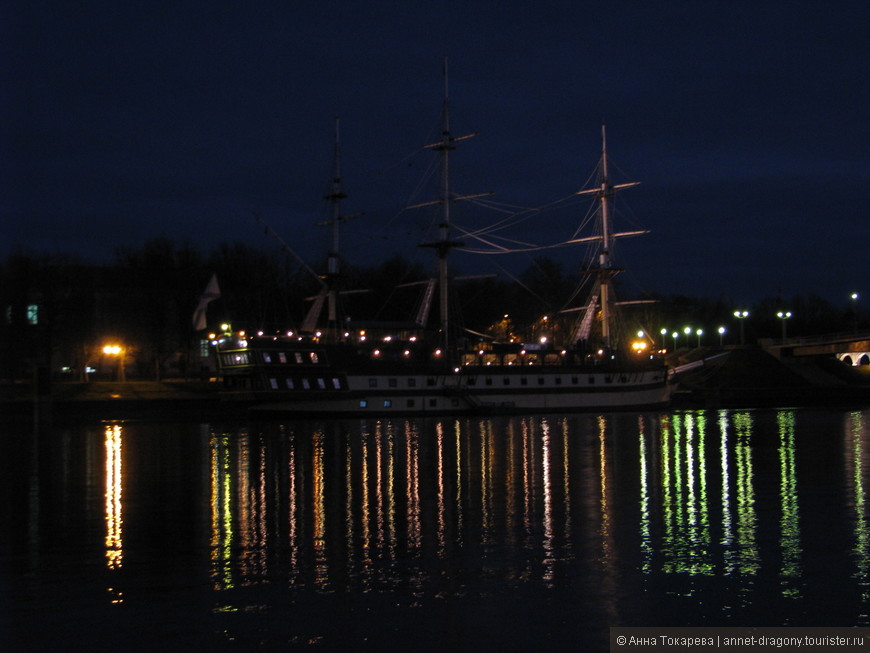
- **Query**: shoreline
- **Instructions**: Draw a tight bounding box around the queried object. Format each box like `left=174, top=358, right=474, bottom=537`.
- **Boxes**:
left=3, top=378, right=870, bottom=424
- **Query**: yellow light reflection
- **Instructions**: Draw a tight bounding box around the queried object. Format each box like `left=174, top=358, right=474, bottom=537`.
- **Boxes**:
left=361, top=425, right=372, bottom=565
left=522, top=417, right=532, bottom=542
left=541, top=418, right=555, bottom=586
left=405, top=421, right=421, bottom=551
left=435, top=421, right=446, bottom=555
left=560, top=417, right=573, bottom=548
left=104, top=424, right=123, bottom=573
left=481, top=419, right=494, bottom=547
left=503, top=419, right=519, bottom=551
left=454, top=419, right=464, bottom=547
left=313, top=428, right=328, bottom=587
left=289, top=431, right=300, bottom=577
left=210, top=431, right=234, bottom=590
left=386, top=422, right=397, bottom=557
left=236, top=434, right=253, bottom=580
left=598, top=416, right=613, bottom=564
left=374, top=422, right=385, bottom=553
left=344, top=433, right=355, bottom=565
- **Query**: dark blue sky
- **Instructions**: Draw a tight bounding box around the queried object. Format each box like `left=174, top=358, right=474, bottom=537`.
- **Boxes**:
left=4, top=1, right=868, bottom=304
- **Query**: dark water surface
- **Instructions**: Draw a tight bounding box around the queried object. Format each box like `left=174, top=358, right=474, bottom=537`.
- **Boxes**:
left=3, top=408, right=870, bottom=651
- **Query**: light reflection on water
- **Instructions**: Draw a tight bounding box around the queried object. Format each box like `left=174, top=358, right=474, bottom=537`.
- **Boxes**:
left=104, top=423, right=123, bottom=572
left=197, top=410, right=870, bottom=619
left=5, top=408, right=870, bottom=650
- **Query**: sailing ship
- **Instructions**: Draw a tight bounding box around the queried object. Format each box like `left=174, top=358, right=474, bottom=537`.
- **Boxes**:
left=213, top=74, right=674, bottom=415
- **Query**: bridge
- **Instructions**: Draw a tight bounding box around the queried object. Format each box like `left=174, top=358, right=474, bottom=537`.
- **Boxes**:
left=761, top=330, right=870, bottom=366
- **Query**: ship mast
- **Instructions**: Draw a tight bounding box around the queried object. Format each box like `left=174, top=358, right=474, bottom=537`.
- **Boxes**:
left=417, top=58, right=479, bottom=351
left=598, top=124, right=615, bottom=347
left=300, top=117, right=362, bottom=338
left=324, top=117, right=346, bottom=330
left=575, top=125, right=641, bottom=349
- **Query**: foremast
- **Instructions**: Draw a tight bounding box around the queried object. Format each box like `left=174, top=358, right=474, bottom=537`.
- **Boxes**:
left=302, top=117, right=362, bottom=339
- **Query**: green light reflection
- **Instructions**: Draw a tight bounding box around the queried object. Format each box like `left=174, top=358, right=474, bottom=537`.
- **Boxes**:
left=641, top=410, right=768, bottom=584
left=777, top=411, right=802, bottom=598
left=849, top=411, right=870, bottom=618
left=733, top=412, right=760, bottom=577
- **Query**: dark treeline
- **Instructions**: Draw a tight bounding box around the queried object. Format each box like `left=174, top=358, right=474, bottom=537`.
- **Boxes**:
left=1, top=237, right=864, bottom=381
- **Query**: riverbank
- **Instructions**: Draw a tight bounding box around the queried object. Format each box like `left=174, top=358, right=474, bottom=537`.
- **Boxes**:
left=671, top=346, right=870, bottom=408
left=0, top=380, right=245, bottom=422
left=3, top=350, right=870, bottom=421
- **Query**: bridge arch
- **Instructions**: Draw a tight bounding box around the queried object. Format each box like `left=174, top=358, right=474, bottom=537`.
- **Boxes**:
left=839, top=353, right=870, bottom=366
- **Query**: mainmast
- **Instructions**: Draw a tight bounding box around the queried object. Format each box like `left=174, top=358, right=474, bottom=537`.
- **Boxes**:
left=598, top=125, right=615, bottom=347
left=417, top=58, right=478, bottom=351
left=575, top=125, right=641, bottom=349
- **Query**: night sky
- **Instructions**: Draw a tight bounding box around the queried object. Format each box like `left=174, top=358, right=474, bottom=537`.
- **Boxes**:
left=4, top=1, right=868, bottom=304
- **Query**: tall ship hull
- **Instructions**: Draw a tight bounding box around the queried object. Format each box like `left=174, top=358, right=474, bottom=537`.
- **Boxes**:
left=216, top=336, right=673, bottom=415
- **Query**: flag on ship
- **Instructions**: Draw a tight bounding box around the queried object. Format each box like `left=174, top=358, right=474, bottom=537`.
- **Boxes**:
left=192, top=273, right=221, bottom=330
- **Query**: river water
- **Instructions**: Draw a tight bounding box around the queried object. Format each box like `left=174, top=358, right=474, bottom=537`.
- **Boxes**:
left=2, top=407, right=870, bottom=651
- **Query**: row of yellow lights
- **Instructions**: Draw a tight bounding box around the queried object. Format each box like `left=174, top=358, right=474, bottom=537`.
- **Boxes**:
left=212, top=323, right=655, bottom=359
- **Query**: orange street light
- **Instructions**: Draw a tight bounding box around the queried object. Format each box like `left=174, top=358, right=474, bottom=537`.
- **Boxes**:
left=103, top=345, right=126, bottom=381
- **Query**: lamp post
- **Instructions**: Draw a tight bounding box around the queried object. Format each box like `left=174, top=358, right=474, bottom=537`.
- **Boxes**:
left=103, top=345, right=126, bottom=382
left=734, top=311, right=749, bottom=345
left=718, top=326, right=726, bottom=347
left=672, top=331, right=679, bottom=351
left=777, top=311, right=792, bottom=340
left=696, top=328, right=704, bottom=347
left=851, top=293, right=859, bottom=333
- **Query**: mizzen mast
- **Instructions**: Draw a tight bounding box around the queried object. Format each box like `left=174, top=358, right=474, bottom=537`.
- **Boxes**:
left=322, top=117, right=346, bottom=330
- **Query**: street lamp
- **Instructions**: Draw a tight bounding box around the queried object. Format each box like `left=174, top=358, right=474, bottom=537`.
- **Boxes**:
left=718, top=326, right=726, bottom=347
left=734, top=310, right=750, bottom=345
left=672, top=331, right=679, bottom=350
left=103, top=344, right=126, bottom=382
left=777, top=311, right=792, bottom=340
left=696, top=328, right=704, bottom=347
